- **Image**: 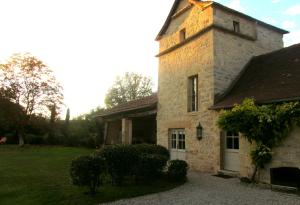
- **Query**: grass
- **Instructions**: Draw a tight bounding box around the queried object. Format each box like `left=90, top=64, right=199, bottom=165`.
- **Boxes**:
left=0, top=145, right=182, bottom=205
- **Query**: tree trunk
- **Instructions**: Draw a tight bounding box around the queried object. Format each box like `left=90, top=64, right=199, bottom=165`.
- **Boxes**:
left=251, top=165, right=258, bottom=182
left=18, top=133, right=24, bottom=146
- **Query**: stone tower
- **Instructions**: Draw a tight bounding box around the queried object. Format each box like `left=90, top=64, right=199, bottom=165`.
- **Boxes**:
left=156, top=0, right=287, bottom=172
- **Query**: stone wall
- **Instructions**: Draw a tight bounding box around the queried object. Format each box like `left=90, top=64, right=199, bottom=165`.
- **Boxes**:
left=157, top=5, right=221, bottom=171
left=213, top=7, right=284, bottom=95
left=159, top=5, right=213, bottom=52
left=259, top=126, right=300, bottom=183
left=213, top=7, right=257, bottom=39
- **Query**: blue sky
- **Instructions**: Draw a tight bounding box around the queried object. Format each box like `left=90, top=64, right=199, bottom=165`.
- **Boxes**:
left=216, top=0, right=300, bottom=45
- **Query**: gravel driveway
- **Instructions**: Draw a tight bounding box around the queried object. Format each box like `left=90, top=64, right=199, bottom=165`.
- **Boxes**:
left=102, top=172, right=300, bottom=205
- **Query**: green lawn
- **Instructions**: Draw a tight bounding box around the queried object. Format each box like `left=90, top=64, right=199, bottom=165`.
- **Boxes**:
left=0, top=145, right=182, bottom=205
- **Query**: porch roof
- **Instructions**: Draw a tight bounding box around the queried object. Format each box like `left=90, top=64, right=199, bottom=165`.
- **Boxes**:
left=97, top=94, right=157, bottom=118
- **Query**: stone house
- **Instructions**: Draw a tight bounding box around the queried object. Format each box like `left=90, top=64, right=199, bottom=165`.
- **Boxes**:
left=156, top=0, right=300, bottom=184
left=100, top=0, right=300, bottom=185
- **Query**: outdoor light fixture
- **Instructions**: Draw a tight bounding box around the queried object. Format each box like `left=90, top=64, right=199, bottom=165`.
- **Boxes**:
left=196, top=122, right=203, bottom=140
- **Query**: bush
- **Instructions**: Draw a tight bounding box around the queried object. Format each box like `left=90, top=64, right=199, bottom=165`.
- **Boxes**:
left=4, top=133, right=18, bottom=144
left=133, top=144, right=170, bottom=159
left=167, top=160, right=188, bottom=182
left=25, top=134, right=45, bottom=145
left=134, top=154, right=168, bottom=181
left=98, top=145, right=138, bottom=185
left=70, top=155, right=105, bottom=195
left=85, top=136, right=96, bottom=148
left=250, top=144, right=272, bottom=169
left=45, top=134, right=60, bottom=145
left=98, top=144, right=170, bottom=185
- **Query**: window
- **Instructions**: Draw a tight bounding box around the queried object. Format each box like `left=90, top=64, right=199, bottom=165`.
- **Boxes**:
left=188, top=75, right=198, bottom=112
left=179, top=28, right=186, bottom=42
left=233, top=21, right=240, bottom=33
left=226, top=132, right=239, bottom=150
left=170, top=129, right=186, bottom=150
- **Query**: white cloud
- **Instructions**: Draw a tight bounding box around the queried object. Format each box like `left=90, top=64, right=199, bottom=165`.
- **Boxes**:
left=263, top=17, right=277, bottom=25
left=272, top=0, right=280, bottom=4
left=227, top=0, right=246, bottom=12
left=284, top=29, right=300, bottom=46
left=282, top=20, right=297, bottom=30
left=284, top=5, right=300, bottom=16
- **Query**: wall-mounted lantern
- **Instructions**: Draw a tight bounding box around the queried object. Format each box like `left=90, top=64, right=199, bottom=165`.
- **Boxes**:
left=196, top=122, right=203, bottom=140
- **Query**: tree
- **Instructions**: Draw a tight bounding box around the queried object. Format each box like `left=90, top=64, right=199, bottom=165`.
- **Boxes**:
left=0, top=53, right=64, bottom=145
left=0, top=95, right=25, bottom=140
left=65, top=108, right=70, bottom=125
left=105, top=72, right=153, bottom=108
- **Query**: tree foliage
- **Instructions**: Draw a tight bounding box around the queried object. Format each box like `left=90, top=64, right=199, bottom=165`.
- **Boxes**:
left=0, top=96, right=25, bottom=136
left=0, top=53, right=64, bottom=116
left=0, top=53, right=64, bottom=145
left=105, top=72, right=153, bottom=108
left=218, top=98, right=300, bottom=181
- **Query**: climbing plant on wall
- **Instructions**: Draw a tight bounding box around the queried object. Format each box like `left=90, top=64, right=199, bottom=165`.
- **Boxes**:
left=218, top=98, right=300, bottom=181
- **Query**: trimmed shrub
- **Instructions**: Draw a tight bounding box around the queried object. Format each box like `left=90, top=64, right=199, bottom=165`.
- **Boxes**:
left=70, top=155, right=105, bottom=195
left=134, top=154, right=168, bottom=181
left=99, top=145, right=138, bottom=185
left=70, top=156, right=105, bottom=195
left=133, top=144, right=170, bottom=159
left=167, top=160, right=188, bottom=182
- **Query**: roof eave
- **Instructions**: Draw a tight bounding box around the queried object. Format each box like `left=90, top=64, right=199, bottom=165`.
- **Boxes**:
left=156, top=1, right=288, bottom=41
left=95, top=103, right=157, bottom=118
left=155, top=0, right=180, bottom=41
left=210, top=97, right=300, bottom=110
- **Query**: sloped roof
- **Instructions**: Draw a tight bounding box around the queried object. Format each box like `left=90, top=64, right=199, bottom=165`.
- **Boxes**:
left=155, top=0, right=288, bottom=41
left=98, top=94, right=158, bottom=117
left=212, top=43, right=300, bottom=109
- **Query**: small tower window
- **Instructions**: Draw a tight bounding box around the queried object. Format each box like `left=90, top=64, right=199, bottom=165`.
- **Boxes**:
left=179, top=28, right=186, bottom=42
left=188, top=75, right=198, bottom=112
left=233, top=21, right=240, bottom=33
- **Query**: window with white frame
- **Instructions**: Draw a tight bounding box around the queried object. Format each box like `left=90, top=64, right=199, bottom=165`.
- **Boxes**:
left=226, top=132, right=239, bottom=150
left=170, top=129, right=186, bottom=150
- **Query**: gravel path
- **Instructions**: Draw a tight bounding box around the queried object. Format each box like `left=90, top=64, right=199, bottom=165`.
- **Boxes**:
left=102, top=172, right=300, bottom=205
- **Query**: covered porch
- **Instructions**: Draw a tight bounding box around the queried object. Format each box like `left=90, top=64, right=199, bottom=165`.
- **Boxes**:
left=98, top=94, right=157, bottom=145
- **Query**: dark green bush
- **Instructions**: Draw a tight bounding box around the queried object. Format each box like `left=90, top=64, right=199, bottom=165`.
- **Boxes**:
left=97, top=144, right=170, bottom=185
left=133, top=144, right=170, bottom=159
left=4, top=133, right=18, bottom=144
left=134, top=154, right=168, bottom=181
left=167, top=160, right=188, bottom=182
left=25, top=134, right=45, bottom=145
left=70, top=155, right=105, bottom=195
left=45, top=134, right=60, bottom=145
left=85, top=136, right=96, bottom=148
left=99, top=145, right=138, bottom=185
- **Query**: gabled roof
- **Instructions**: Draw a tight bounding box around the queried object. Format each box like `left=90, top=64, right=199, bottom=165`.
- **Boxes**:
left=155, top=0, right=288, bottom=41
left=212, top=43, right=300, bottom=109
left=98, top=94, right=158, bottom=117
